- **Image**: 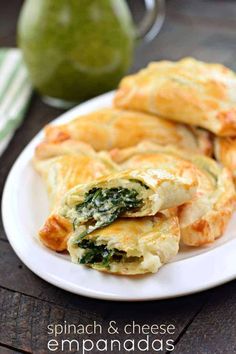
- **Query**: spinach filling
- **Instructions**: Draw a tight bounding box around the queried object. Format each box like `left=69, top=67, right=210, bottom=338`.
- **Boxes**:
left=78, top=239, right=140, bottom=268
left=78, top=239, right=125, bottom=268
left=73, top=187, right=143, bottom=237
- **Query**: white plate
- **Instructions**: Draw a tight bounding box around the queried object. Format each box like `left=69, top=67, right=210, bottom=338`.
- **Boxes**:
left=2, top=91, right=236, bottom=301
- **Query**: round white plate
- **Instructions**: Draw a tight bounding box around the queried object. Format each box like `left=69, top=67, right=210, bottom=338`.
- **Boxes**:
left=2, top=91, right=236, bottom=301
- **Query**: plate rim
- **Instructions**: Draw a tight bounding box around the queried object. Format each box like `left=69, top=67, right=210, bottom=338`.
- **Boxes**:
left=2, top=90, right=236, bottom=301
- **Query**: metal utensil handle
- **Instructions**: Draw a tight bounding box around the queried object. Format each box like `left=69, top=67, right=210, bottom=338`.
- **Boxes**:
left=136, top=0, right=165, bottom=42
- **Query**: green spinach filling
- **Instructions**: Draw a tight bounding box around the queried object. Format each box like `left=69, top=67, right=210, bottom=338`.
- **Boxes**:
left=73, top=187, right=143, bottom=236
left=78, top=239, right=125, bottom=267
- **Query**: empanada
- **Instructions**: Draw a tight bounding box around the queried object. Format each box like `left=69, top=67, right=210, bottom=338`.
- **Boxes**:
left=68, top=214, right=180, bottom=275
left=34, top=141, right=117, bottom=250
left=214, top=137, right=236, bottom=182
left=43, top=108, right=211, bottom=154
left=39, top=166, right=197, bottom=251
left=114, top=57, right=236, bottom=136
left=111, top=142, right=236, bottom=246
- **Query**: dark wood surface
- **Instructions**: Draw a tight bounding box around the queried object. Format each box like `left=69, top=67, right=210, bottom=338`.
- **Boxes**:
left=0, top=1, right=236, bottom=353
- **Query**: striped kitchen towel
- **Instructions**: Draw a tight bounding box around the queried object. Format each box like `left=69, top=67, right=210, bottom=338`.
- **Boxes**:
left=0, top=48, right=32, bottom=156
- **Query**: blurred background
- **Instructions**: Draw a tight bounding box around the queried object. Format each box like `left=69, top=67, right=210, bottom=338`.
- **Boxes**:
left=2, top=0, right=236, bottom=71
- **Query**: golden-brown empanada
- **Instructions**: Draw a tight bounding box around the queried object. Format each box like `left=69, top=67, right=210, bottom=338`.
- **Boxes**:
left=214, top=137, right=236, bottom=182
left=68, top=213, right=180, bottom=275
left=40, top=166, right=197, bottom=251
left=114, top=58, right=236, bottom=136
left=33, top=140, right=117, bottom=208
left=111, top=141, right=236, bottom=246
left=34, top=141, right=117, bottom=251
left=43, top=108, right=211, bottom=154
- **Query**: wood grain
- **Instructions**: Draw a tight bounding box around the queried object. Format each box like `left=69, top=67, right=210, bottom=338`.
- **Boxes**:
left=173, top=281, right=236, bottom=354
left=0, top=239, right=208, bottom=325
left=0, top=345, right=24, bottom=354
left=0, top=287, right=107, bottom=353
left=0, top=287, right=209, bottom=354
left=0, top=240, right=111, bottom=316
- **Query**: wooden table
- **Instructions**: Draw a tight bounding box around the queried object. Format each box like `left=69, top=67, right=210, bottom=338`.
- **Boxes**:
left=0, top=1, right=236, bottom=353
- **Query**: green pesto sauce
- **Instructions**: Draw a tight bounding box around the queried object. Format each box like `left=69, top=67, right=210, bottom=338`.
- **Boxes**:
left=18, top=0, right=135, bottom=102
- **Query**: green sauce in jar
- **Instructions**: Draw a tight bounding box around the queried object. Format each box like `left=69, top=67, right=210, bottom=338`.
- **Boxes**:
left=18, top=0, right=135, bottom=105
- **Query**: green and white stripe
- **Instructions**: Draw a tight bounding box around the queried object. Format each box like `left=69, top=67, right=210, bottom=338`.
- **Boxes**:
left=0, top=48, right=32, bottom=153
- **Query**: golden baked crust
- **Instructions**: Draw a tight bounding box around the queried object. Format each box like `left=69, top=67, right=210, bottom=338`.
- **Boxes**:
left=33, top=140, right=117, bottom=210
left=61, top=167, right=198, bottom=218
left=39, top=214, right=73, bottom=252
left=43, top=107, right=212, bottom=154
left=111, top=141, right=236, bottom=246
left=35, top=154, right=116, bottom=251
left=40, top=165, right=197, bottom=253
left=34, top=141, right=117, bottom=251
left=178, top=161, right=235, bottom=246
left=35, top=140, right=96, bottom=160
left=214, top=137, right=236, bottom=182
left=114, top=57, right=236, bottom=136
left=34, top=154, right=115, bottom=210
left=68, top=214, right=180, bottom=275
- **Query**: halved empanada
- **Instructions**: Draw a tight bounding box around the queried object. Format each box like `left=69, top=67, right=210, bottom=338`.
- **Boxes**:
left=111, top=142, right=236, bottom=246
left=39, top=166, right=197, bottom=251
left=214, top=137, right=236, bottom=183
left=68, top=213, right=180, bottom=275
left=114, top=57, right=236, bottom=136
left=43, top=108, right=211, bottom=154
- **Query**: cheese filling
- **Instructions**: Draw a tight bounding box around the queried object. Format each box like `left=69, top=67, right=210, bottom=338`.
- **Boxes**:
left=65, top=182, right=147, bottom=238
